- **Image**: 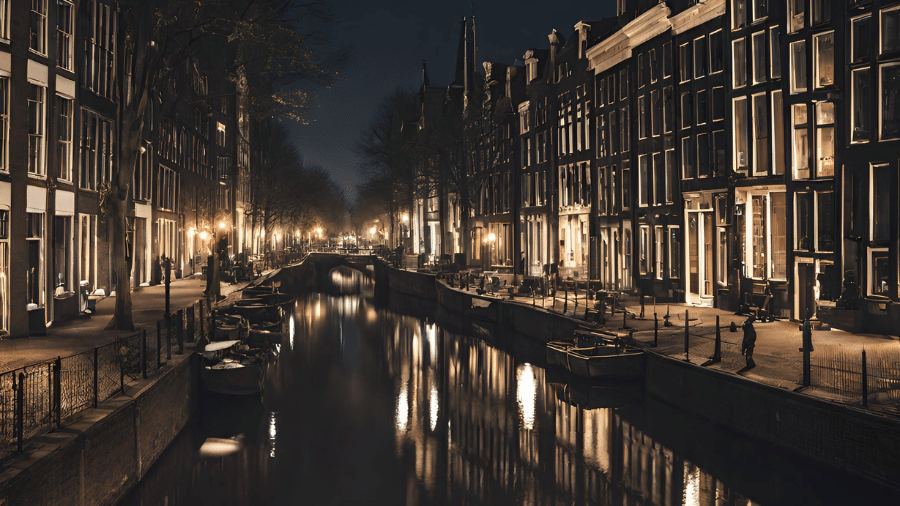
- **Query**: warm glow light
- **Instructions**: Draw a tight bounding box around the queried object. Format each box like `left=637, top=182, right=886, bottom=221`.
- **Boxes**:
left=396, top=381, right=409, bottom=432
left=316, top=227, right=323, bottom=235
left=369, top=226, right=377, bottom=235
left=402, top=214, right=409, bottom=223
left=199, top=231, right=209, bottom=241
left=488, top=232, right=496, bottom=242
left=188, top=227, right=196, bottom=236
left=516, top=363, right=537, bottom=431
left=218, top=221, right=226, bottom=230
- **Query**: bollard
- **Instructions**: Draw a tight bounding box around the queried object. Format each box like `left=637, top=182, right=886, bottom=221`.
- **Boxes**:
left=800, top=319, right=812, bottom=387
left=187, top=306, right=195, bottom=343
left=640, top=295, right=645, bottom=319
left=16, top=372, right=24, bottom=453
left=730, top=321, right=737, bottom=332
left=664, top=305, right=672, bottom=327
left=199, top=300, right=206, bottom=340
left=156, top=321, right=162, bottom=369
left=563, top=287, right=568, bottom=314
left=622, top=301, right=627, bottom=329
left=54, top=357, right=61, bottom=427
left=177, top=309, right=185, bottom=354
left=654, top=313, right=659, bottom=347
left=862, top=349, right=868, bottom=407
left=713, top=315, right=722, bottom=363
left=93, top=347, right=99, bottom=408
left=166, top=315, right=172, bottom=360
left=141, top=329, right=148, bottom=379
left=684, top=310, right=690, bottom=362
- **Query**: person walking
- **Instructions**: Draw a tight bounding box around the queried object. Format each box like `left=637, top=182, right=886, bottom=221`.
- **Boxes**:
left=741, top=314, right=757, bottom=369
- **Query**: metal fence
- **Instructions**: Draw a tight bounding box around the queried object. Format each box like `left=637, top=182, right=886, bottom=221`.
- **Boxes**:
left=811, top=344, right=900, bottom=403
left=0, top=299, right=209, bottom=454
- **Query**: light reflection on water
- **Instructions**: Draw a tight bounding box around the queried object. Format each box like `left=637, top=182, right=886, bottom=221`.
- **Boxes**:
left=119, top=273, right=897, bottom=506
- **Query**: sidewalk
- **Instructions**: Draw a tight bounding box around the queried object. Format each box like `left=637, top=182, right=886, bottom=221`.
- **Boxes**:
left=0, top=276, right=249, bottom=373
left=450, top=275, right=900, bottom=415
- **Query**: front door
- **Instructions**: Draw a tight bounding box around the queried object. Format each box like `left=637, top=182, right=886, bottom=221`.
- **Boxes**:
left=687, top=211, right=714, bottom=305
left=797, top=263, right=816, bottom=320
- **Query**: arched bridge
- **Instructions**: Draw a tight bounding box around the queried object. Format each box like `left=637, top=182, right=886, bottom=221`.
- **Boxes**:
left=272, top=252, right=379, bottom=292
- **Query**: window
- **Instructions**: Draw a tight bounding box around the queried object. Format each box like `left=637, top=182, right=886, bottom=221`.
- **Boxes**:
left=770, top=27, right=782, bottom=79
left=752, top=0, right=767, bottom=21
left=750, top=195, right=767, bottom=277
left=817, top=191, right=834, bottom=252
left=733, top=97, right=749, bottom=171
left=710, top=31, right=724, bottom=74
left=713, top=130, right=727, bottom=174
left=28, top=84, right=46, bottom=176
left=30, top=0, right=47, bottom=54
left=639, top=226, right=650, bottom=275
left=621, top=106, right=630, bottom=152
left=609, top=75, right=617, bottom=103
left=733, top=38, right=747, bottom=88
left=811, top=0, right=830, bottom=26
left=881, top=62, right=900, bottom=140
left=871, top=164, right=891, bottom=241
left=0, top=0, right=8, bottom=40
left=663, top=86, right=674, bottom=133
left=597, top=79, right=605, bottom=107
left=651, top=90, right=660, bottom=136
left=772, top=90, right=785, bottom=175
left=57, top=96, right=73, bottom=181
left=638, top=95, right=647, bottom=139
left=157, top=166, right=179, bottom=211
left=26, top=213, right=44, bottom=307
left=0, top=77, right=7, bottom=172
left=84, top=0, right=116, bottom=98
left=770, top=192, right=787, bottom=278
left=669, top=227, right=681, bottom=278
left=711, top=87, right=725, bottom=121
left=638, top=53, right=645, bottom=88
left=622, top=164, right=631, bottom=210
left=792, top=104, right=809, bottom=179
left=53, top=215, right=72, bottom=293
left=679, top=43, right=692, bottom=83
left=682, top=135, right=695, bottom=179
left=650, top=48, right=659, bottom=83
left=619, top=69, right=627, bottom=100
left=653, top=152, right=664, bottom=205
left=694, top=36, right=707, bottom=79
left=851, top=68, right=871, bottom=143
left=133, top=142, right=151, bottom=201
left=813, top=31, right=834, bottom=89
left=752, top=31, right=766, bottom=84
left=638, top=155, right=649, bottom=207
left=79, top=110, right=114, bottom=190
left=665, top=149, right=676, bottom=203
left=698, top=133, right=711, bottom=177
left=753, top=93, right=770, bottom=175
left=790, top=41, right=807, bottom=93
left=852, top=15, right=871, bottom=62
left=655, top=226, right=665, bottom=280
left=610, top=110, right=618, bottom=156
left=882, top=6, right=900, bottom=55
left=869, top=248, right=890, bottom=295
left=697, top=89, right=709, bottom=125
left=815, top=101, right=834, bottom=177
left=664, top=42, right=673, bottom=78
left=57, top=0, right=74, bottom=70
left=732, top=0, right=746, bottom=29
left=681, top=93, right=692, bottom=129
left=789, top=0, right=805, bottom=33
left=0, top=209, right=5, bottom=331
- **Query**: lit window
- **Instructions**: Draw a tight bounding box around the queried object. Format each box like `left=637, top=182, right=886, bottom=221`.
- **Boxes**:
left=770, top=192, right=787, bottom=279
left=732, top=38, right=747, bottom=88
left=882, top=6, right=900, bottom=55
left=813, top=31, right=835, bottom=89
left=790, top=40, right=807, bottom=94
left=752, top=31, right=766, bottom=84
left=852, top=68, right=871, bottom=143
left=792, top=104, right=809, bottom=179
left=733, top=97, right=749, bottom=171
left=770, top=27, right=782, bottom=79
left=852, top=15, right=871, bottom=62
left=880, top=62, right=900, bottom=140
left=815, top=101, right=834, bottom=177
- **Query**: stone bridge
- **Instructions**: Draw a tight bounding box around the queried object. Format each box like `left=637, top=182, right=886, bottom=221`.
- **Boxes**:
left=272, top=252, right=377, bottom=293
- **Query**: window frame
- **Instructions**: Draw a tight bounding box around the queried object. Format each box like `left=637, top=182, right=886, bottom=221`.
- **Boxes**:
left=27, top=84, right=47, bottom=177
left=813, top=30, right=835, bottom=90
left=881, top=5, right=900, bottom=56
left=851, top=67, right=871, bottom=144
left=790, top=40, right=808, bottom=94
left=879, top=61, right=900, bottom=141
left=752, top=31, right=767, bottom=85
left=732, top=38, right=747, bottom=89
left=29, top=0, right=48, bottom=55
left=693, top=35, right=707, bottom=80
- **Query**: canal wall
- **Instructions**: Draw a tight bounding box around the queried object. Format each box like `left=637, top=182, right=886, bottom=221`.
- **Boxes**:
left=0, top=352, right=198, bottom=506
left=352, top=260, right=900, bottom=492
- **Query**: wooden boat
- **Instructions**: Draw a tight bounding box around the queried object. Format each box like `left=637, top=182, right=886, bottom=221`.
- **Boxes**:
left=251, top=319, right=282, bottom=332
left=262, top=292, right=295, bottom=312
left=546, top=330, right=621, bottom=368
left=566, top=342, right=645, bottom=380
left=247, top=329, right=281, bottom=348
left=214, top=323, right=245, bottom=341
left=225, top=303, right=279, bottom=324
left=233, top=298, right=264, bottom=306
left=242, top=285, right=275, bottom=299
left=201, top=340, right=269, bottom=395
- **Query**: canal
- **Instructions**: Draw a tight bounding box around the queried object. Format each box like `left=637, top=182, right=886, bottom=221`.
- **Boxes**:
left=120, top=270, right=896, bottom=505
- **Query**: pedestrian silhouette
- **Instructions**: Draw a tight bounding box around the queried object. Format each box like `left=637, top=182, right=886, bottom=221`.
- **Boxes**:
left=741, top=314, right=757, bottom=369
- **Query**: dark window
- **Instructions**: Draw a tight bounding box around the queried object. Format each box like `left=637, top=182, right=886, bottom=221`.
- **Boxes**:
left=664, top=42, right=673, bottom=78
left=697, top=89, right=709, bottom=125
left=664, top=86, right=674, bottom=133
left=818, top=191, right=834, bottom=252
left=710, top=31, right=723, bottom=73
left=681, top=93, right=692, bottom=129
left=698, top=133, right=710, bottom=177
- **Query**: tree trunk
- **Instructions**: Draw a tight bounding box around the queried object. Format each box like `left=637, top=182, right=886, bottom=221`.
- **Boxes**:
left=108, top=191, right=134, bottom=330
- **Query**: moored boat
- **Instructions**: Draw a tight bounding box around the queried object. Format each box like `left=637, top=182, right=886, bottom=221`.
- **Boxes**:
left=262, top=292, right=295, bottom=311
left=566, top=342, right=645, bottom=380
left=200, top=340, right=269, bottom=395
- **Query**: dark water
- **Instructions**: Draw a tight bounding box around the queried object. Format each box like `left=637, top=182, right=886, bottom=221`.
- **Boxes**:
left=120, top=270, right=896, bottom=506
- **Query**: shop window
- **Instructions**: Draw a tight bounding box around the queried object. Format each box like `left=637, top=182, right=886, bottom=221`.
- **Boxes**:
left=680, top=42, right=692, bottom=83
left=813, top=31, right=834, bottom=89
left=733, top=38, right=747, bottom=88
left=710, top=30, right=723, bottom=74
left=682, top=135, right=695, bottom=179
left=753, top=93, right=770, bottom=175
left=771, top=90, right=785, bottom=175
left=869, top=248, right=889, bottom=296
left=697, top=89, right=708, bottom=126
left=694, top=36, right=707, bottom=79
left=681, top=93, right=692, bottom=129
left=771, top=192, right=787, bottom=279
left=817, top=191, right=834, bottom=252
left=752, top=31, right=766, bottom=85
left=815, top=102, right=835, bottom=177
left=789, top=0, right=805, bottom=33
left=881, top=62, right=900, bottom=140
left=733, top=97, right=749, bottom=171
left=882, top=6, right=900, bottom=55
left=852, top=68, right=872, bottom=144
left=790, top=41, right=807, bottom=94
left=770, top=27, right=782, bottom=79
left=852, top=15, right=871, bottom=62
left=669, top=227, right=681, bottom=279
left=792, top=104, right=809, bottom=179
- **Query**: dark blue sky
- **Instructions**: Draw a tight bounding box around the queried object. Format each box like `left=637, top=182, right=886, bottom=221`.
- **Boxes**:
left=290, top=0, right=616, bottom=202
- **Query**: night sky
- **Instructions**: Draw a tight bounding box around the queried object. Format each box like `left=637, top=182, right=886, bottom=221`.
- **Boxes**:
left=289, top=0, right=617, bottom=203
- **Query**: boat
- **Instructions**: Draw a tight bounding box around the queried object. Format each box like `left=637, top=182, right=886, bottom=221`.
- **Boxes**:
left=225, top=303, right=280, bottom=324
left=243, top=285, right=275, bottom=299
left=247, top=328, right=281, bottom=348
left=566, top=341, right=645, bottom=380
left=546, top=330, right=621, bottom=369
left=262, top=292, right=295, bottom=312
left=200, top=340, right=269, bottom=395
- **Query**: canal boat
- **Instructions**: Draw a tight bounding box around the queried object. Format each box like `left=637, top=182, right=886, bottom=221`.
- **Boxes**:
left=262, top=292, right=295, bottom=312
left=201, top=340, right=269, bottom=395
left=225, top=303, right=280, bottom=324
left=565, top=341, right=645, bottom=380
left=546, top=329, right=622, bottom=369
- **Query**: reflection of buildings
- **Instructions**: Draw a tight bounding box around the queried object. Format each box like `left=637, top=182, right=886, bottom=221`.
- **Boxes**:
left=382, top=320, right=757, bottom=505
left=407, top=1, right=900, bottom=332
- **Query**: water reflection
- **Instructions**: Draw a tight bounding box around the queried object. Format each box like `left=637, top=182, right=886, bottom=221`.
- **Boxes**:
left=120, top=286, right=896, bottom=506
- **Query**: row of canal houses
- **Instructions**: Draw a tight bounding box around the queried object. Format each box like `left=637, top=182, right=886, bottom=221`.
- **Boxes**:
left=0, top=1, right=253, bottom=337
left=413, top=0, right=900, bottom=332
